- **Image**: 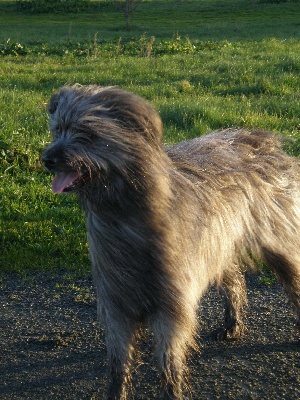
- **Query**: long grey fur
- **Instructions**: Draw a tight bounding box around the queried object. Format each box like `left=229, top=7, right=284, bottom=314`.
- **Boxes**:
left=42, top=84, right=300, bottom=399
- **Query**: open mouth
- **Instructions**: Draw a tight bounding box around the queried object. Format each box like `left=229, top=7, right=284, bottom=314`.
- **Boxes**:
left=52, top=172, right=81, bottom=194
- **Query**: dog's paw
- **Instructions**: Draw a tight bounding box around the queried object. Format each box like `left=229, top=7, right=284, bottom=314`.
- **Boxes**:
left=211, top=324, right=245, bottom=341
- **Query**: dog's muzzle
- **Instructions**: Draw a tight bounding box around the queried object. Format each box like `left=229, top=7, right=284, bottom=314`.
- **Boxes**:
left=42, top=153, right=58, bottom=172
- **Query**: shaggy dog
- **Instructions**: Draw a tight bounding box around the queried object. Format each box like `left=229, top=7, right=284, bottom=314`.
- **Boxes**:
left=42, top=84, right=300, bottom=399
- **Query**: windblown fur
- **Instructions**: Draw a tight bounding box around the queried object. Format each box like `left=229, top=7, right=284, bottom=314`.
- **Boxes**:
left=42, top=84, right=300, bottom=399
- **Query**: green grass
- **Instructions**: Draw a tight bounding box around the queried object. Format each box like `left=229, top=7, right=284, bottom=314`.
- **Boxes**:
left=0, top=0, right=300, bottom=274
left=1, top=0, right=299, bottom=43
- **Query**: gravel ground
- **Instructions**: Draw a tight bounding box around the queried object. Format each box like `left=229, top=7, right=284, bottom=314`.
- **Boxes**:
left=0, top=272, right=299, bottom=399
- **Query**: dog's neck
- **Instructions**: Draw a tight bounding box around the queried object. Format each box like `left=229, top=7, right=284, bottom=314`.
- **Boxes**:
left=78, top=149, right=173, bottom=224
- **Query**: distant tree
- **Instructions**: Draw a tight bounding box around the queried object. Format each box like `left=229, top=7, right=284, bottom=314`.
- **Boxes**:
left=114, top=0, right=139, bottom=30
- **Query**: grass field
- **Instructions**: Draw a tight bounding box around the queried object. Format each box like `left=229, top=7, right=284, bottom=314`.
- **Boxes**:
left=0, top=0, right=300, bottom=274
left=1, top=0, right=299, bottom=42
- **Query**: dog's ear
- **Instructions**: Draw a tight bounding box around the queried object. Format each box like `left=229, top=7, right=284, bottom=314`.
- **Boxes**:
left=48, top=93, right=59, bottom=115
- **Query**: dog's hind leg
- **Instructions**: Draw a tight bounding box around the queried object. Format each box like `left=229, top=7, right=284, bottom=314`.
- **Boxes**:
left=214, top=267, right=248, bottom=341
left=262, top=248, right=300, bottom=329
left=105, top=314, right=137, bottom=400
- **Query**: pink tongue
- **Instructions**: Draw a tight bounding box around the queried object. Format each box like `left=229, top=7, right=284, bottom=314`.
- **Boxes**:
left=52, top=172, right=80, bottom=193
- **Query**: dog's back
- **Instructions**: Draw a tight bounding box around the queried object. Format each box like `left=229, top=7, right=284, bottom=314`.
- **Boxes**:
left=168, top=128, right=298, bottom=179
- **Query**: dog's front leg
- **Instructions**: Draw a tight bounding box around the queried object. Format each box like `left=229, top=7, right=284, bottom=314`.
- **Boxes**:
left=105, top=313, right=137, bottom=400
left=152, top=314, right=191, bottom=400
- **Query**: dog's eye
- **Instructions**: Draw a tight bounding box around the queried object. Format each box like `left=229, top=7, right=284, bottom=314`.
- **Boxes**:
left=52, top=126, right=61, bottom=139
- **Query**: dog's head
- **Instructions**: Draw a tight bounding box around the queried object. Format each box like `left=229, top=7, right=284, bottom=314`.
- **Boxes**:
left=42, top=84, right=163, bottom=194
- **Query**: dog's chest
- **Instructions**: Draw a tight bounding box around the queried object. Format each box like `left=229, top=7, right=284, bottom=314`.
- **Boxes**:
left=85, top=210, right=155, bottom=277
left=85, top=211, right=165, bottom=319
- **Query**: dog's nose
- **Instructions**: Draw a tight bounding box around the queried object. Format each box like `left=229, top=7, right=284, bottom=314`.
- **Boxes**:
left=42, top=155, right=57, bottom=171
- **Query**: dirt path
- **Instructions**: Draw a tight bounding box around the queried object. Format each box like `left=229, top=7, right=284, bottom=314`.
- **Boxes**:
left=0, top=272, right=299, bottom=399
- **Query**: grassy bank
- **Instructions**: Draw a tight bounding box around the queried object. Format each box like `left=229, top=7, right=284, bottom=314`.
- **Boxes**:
left=0, top=0, right=299, bottom=274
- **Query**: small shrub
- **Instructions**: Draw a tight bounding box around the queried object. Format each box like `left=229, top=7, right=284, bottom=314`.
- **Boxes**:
left=157, top=35, right=196, bottom=55
left=178, top=80, right=194, bottom=94
left=16, top=0, right=91, bottom=14
left=0, top=39, right=27, bottom=56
